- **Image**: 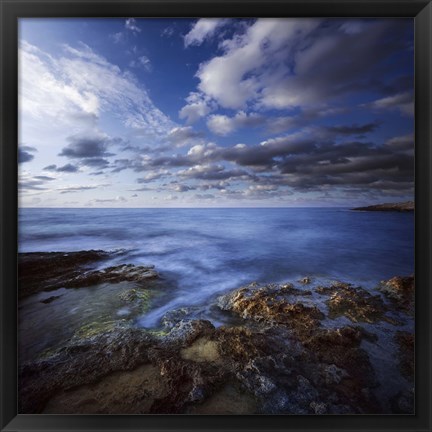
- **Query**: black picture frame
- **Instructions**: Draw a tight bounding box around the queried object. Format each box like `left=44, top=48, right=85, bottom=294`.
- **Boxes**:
left=1, top=0, right=431, bottom=431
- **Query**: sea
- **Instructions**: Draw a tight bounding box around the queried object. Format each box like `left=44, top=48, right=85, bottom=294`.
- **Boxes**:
left=18, top=207, right=415, bottom=407
left=19, top=207, right=414, bottom=325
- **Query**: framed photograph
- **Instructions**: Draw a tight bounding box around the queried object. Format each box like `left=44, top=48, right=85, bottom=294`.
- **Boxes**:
left=1, top=0, right=431, bottom=431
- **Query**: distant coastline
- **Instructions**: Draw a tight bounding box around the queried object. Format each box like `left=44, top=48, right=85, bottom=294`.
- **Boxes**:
left=352, top=201, right=414, bottom=212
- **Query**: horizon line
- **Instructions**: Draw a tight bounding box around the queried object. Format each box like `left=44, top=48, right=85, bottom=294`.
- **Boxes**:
left=19, top=205, right=361, bottom=210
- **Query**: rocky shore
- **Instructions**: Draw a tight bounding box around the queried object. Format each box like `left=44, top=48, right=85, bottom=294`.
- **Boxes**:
left=18, top=251, right=414, bottom=415
left=352, top=201, right=414, bottom=212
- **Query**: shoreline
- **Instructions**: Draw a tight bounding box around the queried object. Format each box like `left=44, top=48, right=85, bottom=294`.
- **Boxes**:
left=18, top=250, right=414, bottom=415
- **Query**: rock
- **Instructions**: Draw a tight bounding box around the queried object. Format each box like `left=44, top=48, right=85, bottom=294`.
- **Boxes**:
left=310, top=401, right=328, bottom=414
left=19, top=250, right=111, bottom=298
left=161, top=307, right=200, bottom=329
left=180, top=338, right=222, bottom=364
left=19, top=323, right=156, bottom=413
left=186, top=384, right=257, bottom=415
left=18, top=251, right=158, bottom=299
left=378, top=275, right=414, bottom=312
left=162, top=319, right=215, bottom=346
left=19, top=273, right=412, bottom=415
left=40, top=295, right=62, bottom=304
left=299, top=276, right=312, bottom=284
left=66, top=264, right=158, bottom=288
left=322, top=364, right=349, bottom=385
left=302, top=326, right=379, bottom=409
left=352, top=201, right=414, bottom=212
left=217, top=284, right=324, bottom=330
left=395, top=331, right=414, bottom=379
left=390, top=388, right=414, bottom=414
left=324, top=283, right=392, bottom=324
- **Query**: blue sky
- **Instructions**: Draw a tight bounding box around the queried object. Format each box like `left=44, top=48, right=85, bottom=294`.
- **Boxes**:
left=18, top=18, right=414, bottom=207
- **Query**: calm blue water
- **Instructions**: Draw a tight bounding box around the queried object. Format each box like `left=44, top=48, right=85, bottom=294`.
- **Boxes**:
left=19, top=207, right=414, bottom=325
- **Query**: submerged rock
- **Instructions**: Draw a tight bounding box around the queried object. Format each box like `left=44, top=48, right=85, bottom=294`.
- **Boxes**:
left=70, top=264, right=158, bottom=288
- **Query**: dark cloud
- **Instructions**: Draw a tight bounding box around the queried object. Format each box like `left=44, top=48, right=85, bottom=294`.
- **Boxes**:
left=92, top=196, right=127, bottom=203
left=33, top=175, right=55, bottom=181
left=173, top=184, right=196, bottom=192
left=19, top=150, right=35, bottom=163
left=385, top=134, right=413, bottom=151
left=80, top=158, right=110, bottom=168
left=59, top=186, right=100, bottom=194
left=136, top=172, right=167, bottom=183
left=368, top=91, right=414, bottom=116
left=44, top=163, right=79, bottom=173
left=134, top=125, right=413, bottom=199
left=59, top=136, right=111, bottom=159
left=59, top=134, right=118, bottom=170
left=57, top=163, right=79, bottom=172
left=167, top=126, right=203, bottom=147
left=325, top=122, right=380, bottom=135
left=19, top=146, right=37, bottom=164
left=19, top=173, right=54, bottom=192
left=179, top=164, right=250, bottom=181
left=194, top=194, right=215, bottom=200
left=18, top=179, right=47, bottom=191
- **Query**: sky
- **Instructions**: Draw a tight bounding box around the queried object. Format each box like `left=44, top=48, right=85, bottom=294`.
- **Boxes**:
left=18, top=18, right=414, bottom=208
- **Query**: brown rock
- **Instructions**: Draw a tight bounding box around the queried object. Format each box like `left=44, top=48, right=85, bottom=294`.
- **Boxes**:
left=378, top=275, right=414, bottom=312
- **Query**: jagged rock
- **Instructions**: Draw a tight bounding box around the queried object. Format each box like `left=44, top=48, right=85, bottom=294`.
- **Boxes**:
left=19, top=323, right=156, bottom=413
left=18, top=251, right=158, bottom=299
left=378, top=275, right=414, bottom=312
left=18, top=250, right=111, bottom=298
left=19, top=272, right=413, bottom=415
left=217, top=284, right=324, bottom=329
left=317, top=282, right=396, bottom=324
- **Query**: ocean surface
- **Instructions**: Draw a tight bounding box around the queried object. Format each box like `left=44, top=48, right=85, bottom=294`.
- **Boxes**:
left=19, top=207, right=414, bottom=327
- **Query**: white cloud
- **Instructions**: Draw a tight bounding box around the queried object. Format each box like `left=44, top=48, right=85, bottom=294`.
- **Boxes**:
left=19, top=41, right=100, bottom=120
left=129, top=55, right=152, bottom=71
left=385, top=133, right=414, bottom=151
left=340, top=21, right=365, bottom=35
left=369, top=92, right=414, bottom=116
left=125, top=18, right=141, bottom=33
left=179, top=92, right=215, bottom=123
left=207, top=111, right=264, bottom=136
left=186, top=18, right=408, bottom=114
left=20, top=41, right=175, bottom=137
left=111, top=32, right=124, bottom=43
left=162, top=26, right=175, bottom=38
left=195, top=19, right=320, bottom=109
left=184, top=18, right=229, bottom=47
left=167, top=126, right=203, bottom=146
